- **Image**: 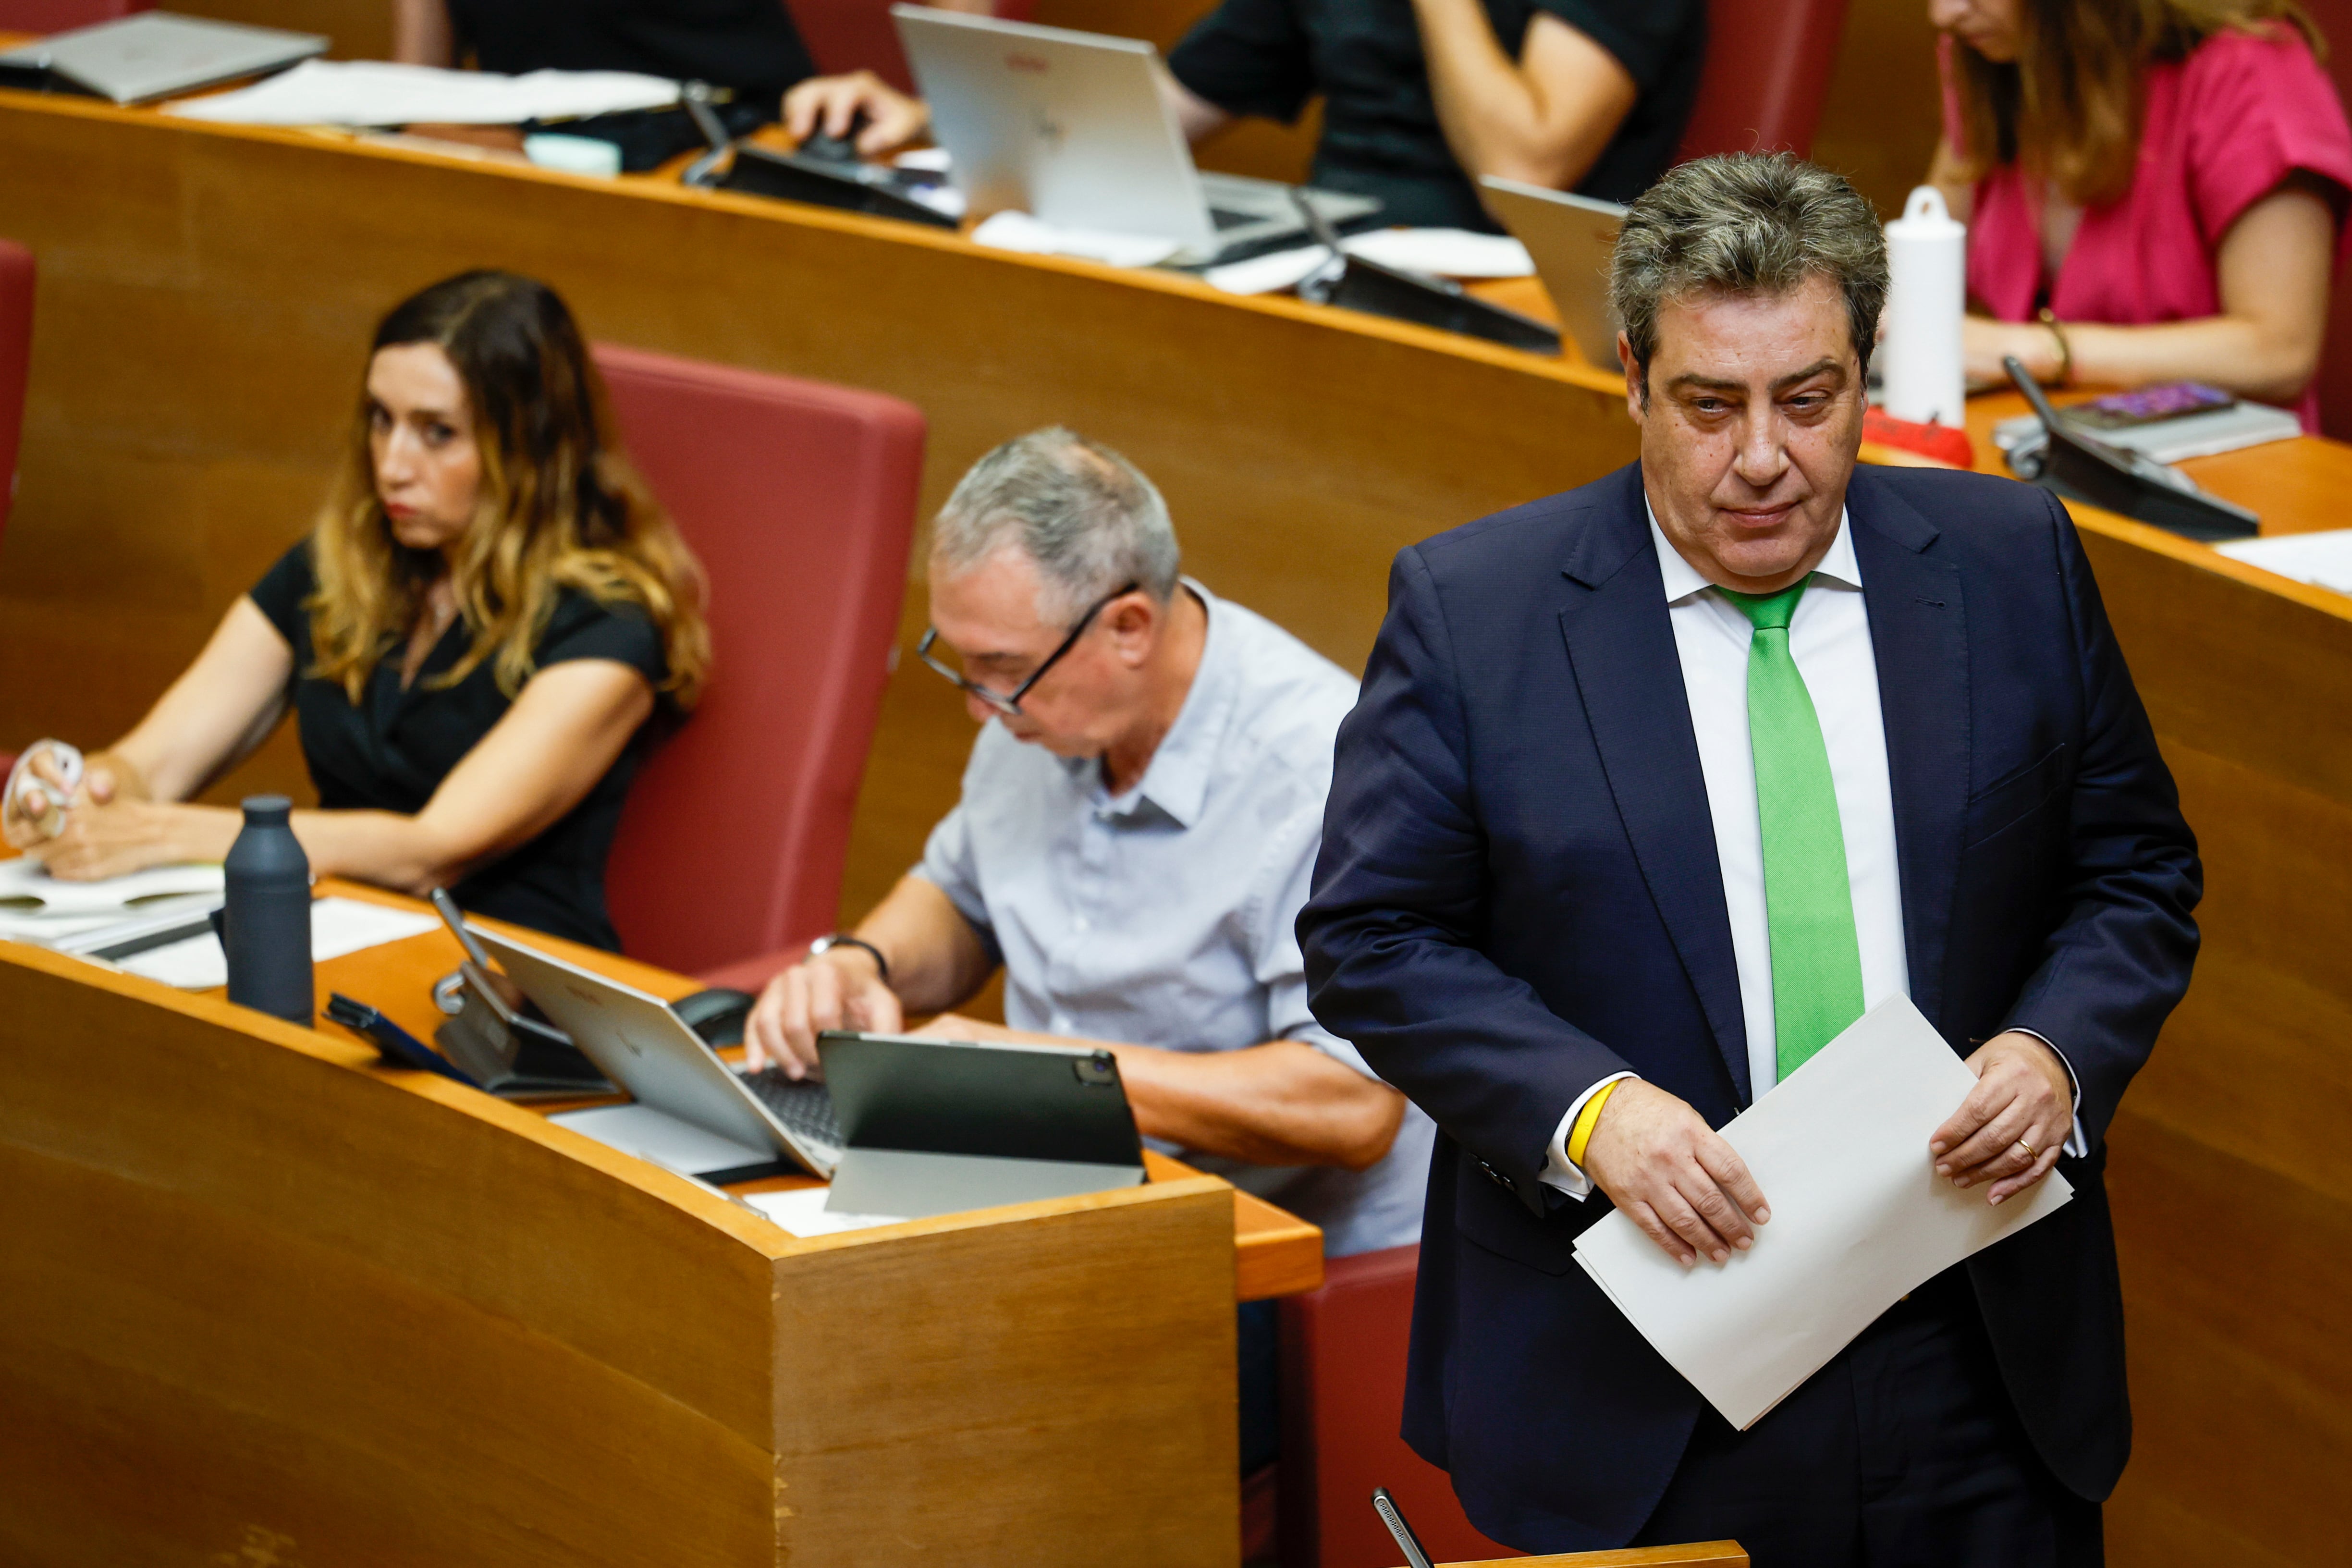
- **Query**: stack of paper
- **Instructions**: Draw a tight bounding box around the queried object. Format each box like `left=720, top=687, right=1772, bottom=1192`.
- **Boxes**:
left=746, top=1186, right=907, bottom=1237
left=1574, top=998, right=2073, bottom=1429
left=0, top=858, right=224, bottom=945
left=164, top=60, right=679, bottom=127
left=114, top=896, right=439, bottom=990
left=2216, top=529, right=2352, bottom=595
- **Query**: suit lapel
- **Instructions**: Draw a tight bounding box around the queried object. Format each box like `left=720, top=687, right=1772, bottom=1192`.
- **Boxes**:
left=1846, top=468, right=1969, bottom=1031
left=1556, top=467, right=1751, bottom=1103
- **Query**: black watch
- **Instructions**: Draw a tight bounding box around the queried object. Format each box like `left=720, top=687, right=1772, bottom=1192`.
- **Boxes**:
left=807, top=932, right=889, bottom=984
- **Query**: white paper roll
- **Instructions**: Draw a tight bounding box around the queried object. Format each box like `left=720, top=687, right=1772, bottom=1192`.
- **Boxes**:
left=1881, top=186, right=1967, bottom=427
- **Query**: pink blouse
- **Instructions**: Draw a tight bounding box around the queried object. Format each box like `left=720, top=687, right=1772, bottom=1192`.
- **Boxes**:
left=1941, top=24, right=2352, bottom=426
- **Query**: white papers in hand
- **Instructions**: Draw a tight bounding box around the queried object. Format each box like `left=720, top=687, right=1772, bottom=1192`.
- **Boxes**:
left=163, top=60, right=679, bottom=127
left=115, top=896, right=438, bottom=990
left=1572, top=997, right=2073, bottom=1430
left=746, top=1186, right=907, bottom=1237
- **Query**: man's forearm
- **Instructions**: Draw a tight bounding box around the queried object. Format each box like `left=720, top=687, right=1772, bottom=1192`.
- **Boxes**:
left=855, top=874, right=997, bottom=1015
left=937, top=1014, right=1407, bottom=1169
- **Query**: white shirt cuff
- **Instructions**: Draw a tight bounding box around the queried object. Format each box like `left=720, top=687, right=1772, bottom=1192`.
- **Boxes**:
left=2009, top=1029, right=2089, bottom=1158
left=1539, top=1071, right=1640, bottom=1200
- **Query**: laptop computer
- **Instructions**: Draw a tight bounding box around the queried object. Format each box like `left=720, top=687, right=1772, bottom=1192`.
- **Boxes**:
left=0, top=12, right=326, bottom=107
left=472, top=924, right=841, bottom=1182
left=1478, top=177, right=1628, bottom=367
left=892, top=6, right=1379, bottom=266
left=472, top=926, right=1149, bottom=1216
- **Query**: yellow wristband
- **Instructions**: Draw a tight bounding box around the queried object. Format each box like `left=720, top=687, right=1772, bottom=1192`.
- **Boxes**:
left=1566, top=1078, right=1628, bottom=1169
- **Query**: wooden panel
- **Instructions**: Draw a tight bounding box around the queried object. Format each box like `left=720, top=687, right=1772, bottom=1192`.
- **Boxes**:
left=1807, top=0, right=1943, bottom=218
left=0, top=942, right=780, bottom=1565
left=769, top=1181, right=1237, bottom=1562
left=0, top=937, right=1244, bottom=1564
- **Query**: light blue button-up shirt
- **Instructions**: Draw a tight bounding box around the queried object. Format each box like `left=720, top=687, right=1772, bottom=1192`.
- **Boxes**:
left=915, top=579, right=1433, bottom=1256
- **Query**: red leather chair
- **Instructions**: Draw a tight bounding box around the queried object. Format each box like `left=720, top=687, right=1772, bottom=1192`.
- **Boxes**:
left=591, top=343, right=924, bottom=979
left=782, top=0, right=1036, bottom=98
left=1675, top=0, right=1852, bottom=162
left=0, top=0, right=147, bottom=30
left=1277, top=1245, right=1521, bottom=1568
left=0, top=239, right=31, bottom=547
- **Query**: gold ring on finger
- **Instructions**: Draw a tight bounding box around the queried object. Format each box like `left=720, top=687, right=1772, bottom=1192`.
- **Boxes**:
left=2016, top=1138, right=2036, bottom=1161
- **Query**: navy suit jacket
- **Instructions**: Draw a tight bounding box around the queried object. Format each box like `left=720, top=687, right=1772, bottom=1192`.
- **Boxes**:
left=1299, top=462, right=2202, bottom=1552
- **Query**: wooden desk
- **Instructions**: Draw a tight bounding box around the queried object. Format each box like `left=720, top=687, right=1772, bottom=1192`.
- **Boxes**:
left=0, top=895, right=1321, bottom=1564
left=296, top=878, right=1323, bottom=1300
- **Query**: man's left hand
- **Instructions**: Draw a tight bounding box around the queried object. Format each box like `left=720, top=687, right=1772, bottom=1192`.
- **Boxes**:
left=1929, top=1031, right=2073, bottom=1205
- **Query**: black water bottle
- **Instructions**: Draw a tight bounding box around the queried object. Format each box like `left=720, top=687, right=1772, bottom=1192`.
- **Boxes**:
left=222, top=795, right=313, bottom=1025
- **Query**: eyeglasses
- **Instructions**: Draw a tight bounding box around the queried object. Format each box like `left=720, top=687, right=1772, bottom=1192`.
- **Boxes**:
left=917, top=581, right=1141, bottom=717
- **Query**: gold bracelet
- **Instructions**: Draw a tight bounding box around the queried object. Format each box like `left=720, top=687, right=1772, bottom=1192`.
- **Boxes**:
left=2035, top=306, right=2073, bottom=387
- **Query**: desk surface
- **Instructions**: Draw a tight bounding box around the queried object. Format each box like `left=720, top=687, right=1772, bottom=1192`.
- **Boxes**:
left=280, top=878, right=1326, bottom=1300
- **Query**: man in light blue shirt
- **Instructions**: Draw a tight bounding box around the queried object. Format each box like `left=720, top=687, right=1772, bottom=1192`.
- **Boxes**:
left=745, top=427, right=1433, bottom=1471
left=747, top=427, right=1432, bottom=1262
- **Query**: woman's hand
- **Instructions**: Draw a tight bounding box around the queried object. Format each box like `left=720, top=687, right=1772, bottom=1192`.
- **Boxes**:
left=31, top=798, right=235, bottom=881
left=1963, top=315, right=2065, bottom=391
left=3, top=742, right=83, bottom=849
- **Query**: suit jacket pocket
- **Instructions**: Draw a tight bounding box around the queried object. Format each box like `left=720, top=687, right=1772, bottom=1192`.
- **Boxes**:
left=1451, top=1151, right=1591, bottom=1276
left=1961, top=741, right=2068, bottom=849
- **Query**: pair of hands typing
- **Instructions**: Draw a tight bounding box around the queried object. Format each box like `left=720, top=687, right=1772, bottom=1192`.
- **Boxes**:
left=1578, top=1031, right=2075, bottom=1268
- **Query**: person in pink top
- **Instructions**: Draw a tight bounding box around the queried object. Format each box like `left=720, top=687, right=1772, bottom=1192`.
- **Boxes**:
left=1928, top=0, right=2352, bottom=426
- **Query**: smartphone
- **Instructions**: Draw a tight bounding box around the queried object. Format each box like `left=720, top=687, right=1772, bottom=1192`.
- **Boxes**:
left=327, top=992, right=481, bottom=1087
left=2068, top=381, right=2233, bottom=429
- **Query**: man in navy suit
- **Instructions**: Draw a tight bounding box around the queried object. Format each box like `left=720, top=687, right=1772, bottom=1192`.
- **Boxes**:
left=1298, top=153, right=2201, bottom=1565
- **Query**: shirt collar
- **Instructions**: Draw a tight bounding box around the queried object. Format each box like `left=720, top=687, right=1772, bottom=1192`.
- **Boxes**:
left=1644, top=500, right=1862, bottom=605
left=1090, top=576, right=1228, bottom=830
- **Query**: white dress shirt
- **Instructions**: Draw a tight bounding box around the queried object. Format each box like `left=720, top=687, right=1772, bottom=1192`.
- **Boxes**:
left=1543, top=509, right=2082, bottom=1198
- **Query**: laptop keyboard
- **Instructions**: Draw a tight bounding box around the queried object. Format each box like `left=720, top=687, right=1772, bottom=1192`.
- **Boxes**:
left=739, top=1066, right=844, bottom=1152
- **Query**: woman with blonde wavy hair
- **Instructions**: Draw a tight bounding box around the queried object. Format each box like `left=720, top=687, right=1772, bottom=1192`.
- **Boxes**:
left=2, top=270, right=710, bottom=950
left=1929, top=0, right=2352, bottom=420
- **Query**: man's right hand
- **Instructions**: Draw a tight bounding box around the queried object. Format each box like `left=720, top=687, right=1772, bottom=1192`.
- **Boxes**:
left=1579, top=1079, right=1769, bottom=1267
left=781, top=71, right=930, bottom=157
left=745, top=947, right=904, bottom=1079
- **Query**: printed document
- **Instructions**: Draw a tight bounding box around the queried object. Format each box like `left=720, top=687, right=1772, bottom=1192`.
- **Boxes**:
left=1573, top=997, right=2073, bottom=1429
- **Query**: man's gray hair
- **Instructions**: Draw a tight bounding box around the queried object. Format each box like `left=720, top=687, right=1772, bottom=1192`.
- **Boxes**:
left=931, top=427, right=1181, bottom=617
left=1611, top=152, right=1888, bottom=395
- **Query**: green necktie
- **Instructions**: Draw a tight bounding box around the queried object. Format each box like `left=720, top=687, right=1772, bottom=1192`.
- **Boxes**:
left=1721, top=576, right=1865, bottom=1082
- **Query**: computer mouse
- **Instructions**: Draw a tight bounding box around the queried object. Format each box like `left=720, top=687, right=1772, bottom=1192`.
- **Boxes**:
left=796, top=111, right=868, bottom=164
left=674, top=986, right=756, bottom=1047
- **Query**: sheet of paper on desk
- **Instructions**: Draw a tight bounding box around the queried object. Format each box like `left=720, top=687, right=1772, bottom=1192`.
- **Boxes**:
left=1572, top=997, right=2073, bottom=1430
left=114, top=896, right=438, bottom=990
left=164, top=61, right=678, bottom=126
left=745, top=1186, right=907, bottom=1237
left=0, top=858, right=224, bottom=943
left=2215, top=528, right=2352, bottom=594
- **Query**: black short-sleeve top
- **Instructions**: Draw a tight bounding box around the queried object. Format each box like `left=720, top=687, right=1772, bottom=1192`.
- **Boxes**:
left=1167, top=0, right=1703, bottom=232
left=249, top=542, right=669, bottom=951
left=446, top=0, right=816, bottom=105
